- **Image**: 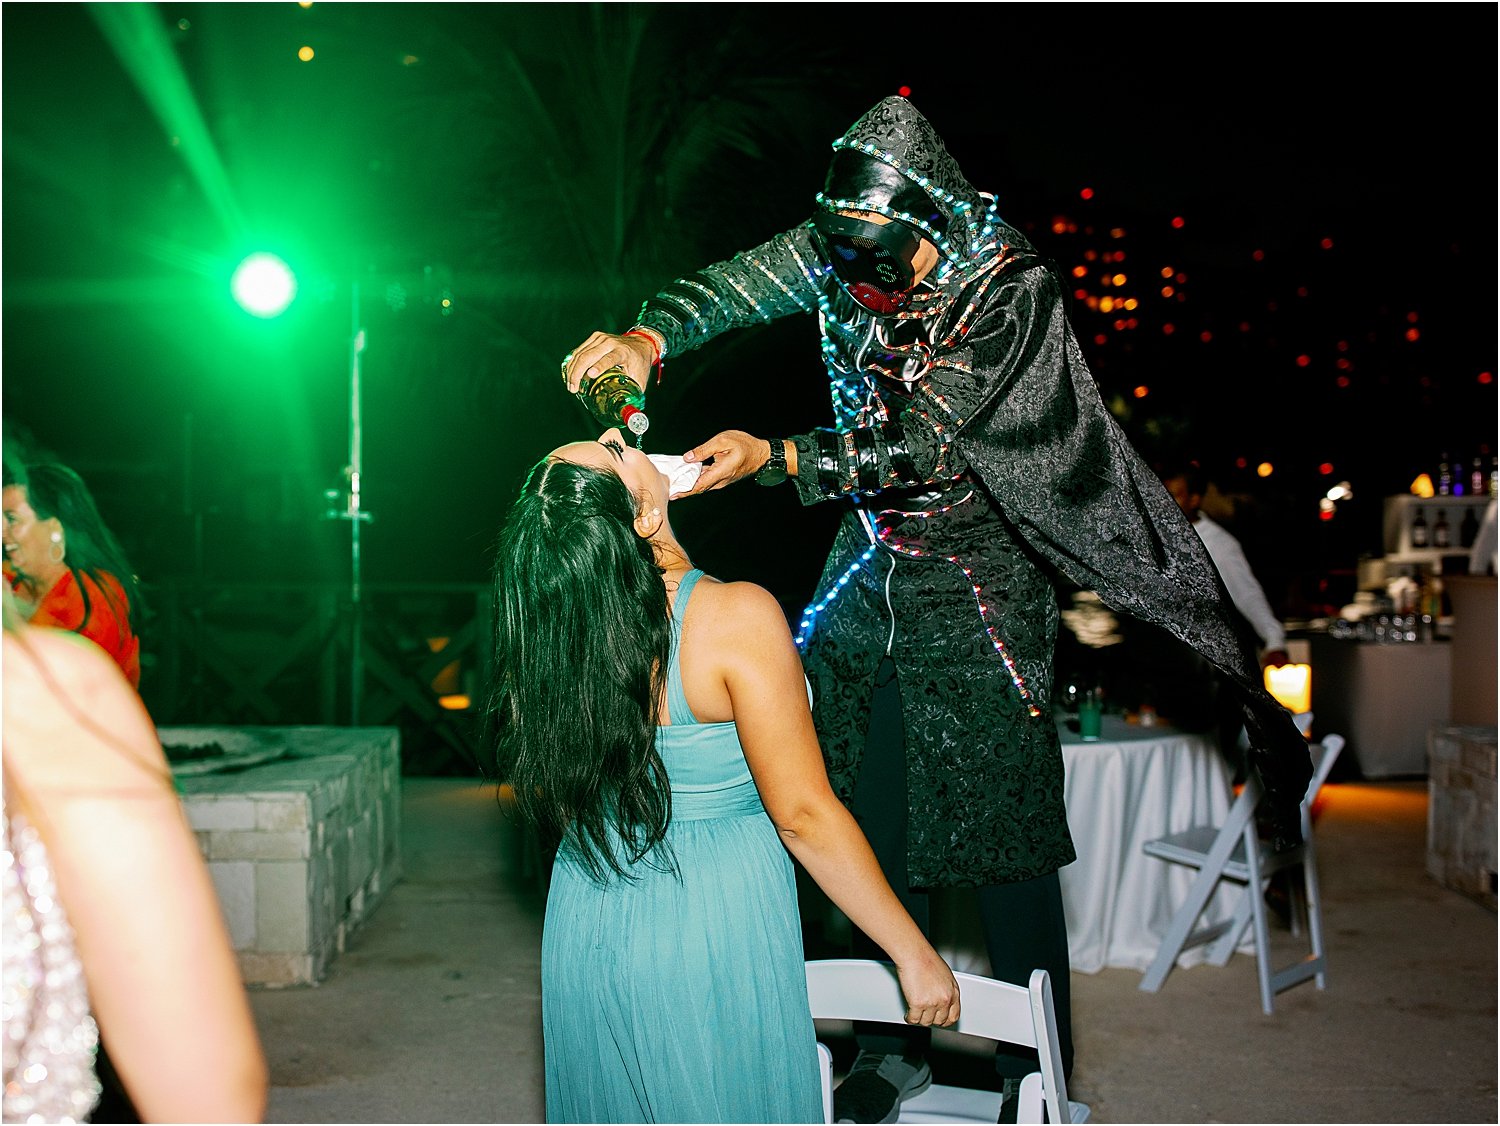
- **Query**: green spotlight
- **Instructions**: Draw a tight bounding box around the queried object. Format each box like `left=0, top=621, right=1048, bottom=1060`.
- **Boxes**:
left=232, top=253, right=297, bottom=317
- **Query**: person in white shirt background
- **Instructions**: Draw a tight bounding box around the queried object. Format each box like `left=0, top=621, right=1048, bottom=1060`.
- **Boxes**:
left=1128, top=463, right=1293, bottom=785
left=1162, top=465, right=1290, bottom=671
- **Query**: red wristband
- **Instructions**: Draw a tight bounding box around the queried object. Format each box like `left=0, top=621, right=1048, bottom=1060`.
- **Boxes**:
left=623, top=327, right=664, bottom=373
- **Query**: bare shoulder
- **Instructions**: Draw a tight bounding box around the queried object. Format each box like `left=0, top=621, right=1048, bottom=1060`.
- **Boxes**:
left=688, top=575, right=794, bottom=646
left=3, top=625, right=165, bottom=791
left=5, top=625, right=125, bottom=699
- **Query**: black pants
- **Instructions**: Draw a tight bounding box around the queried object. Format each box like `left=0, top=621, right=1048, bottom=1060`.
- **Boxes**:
left=848, top=657, right=1074, bottom=1082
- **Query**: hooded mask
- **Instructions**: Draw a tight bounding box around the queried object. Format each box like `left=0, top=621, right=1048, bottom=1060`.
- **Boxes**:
left=815, top=96, right=990, bottom=265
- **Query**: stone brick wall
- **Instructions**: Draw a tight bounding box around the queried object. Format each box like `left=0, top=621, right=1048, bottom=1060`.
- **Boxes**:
left=1427, top=724, right=1497, bottom=910
left=161, top=726, right=403, bottom=986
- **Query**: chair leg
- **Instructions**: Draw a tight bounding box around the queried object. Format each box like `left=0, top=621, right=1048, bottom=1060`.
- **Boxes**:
left=1242, top=828, right=1277, bottom=1015
left=1301, top=844, right=1329, bottom=991
left=1206, top=888, right=1253, bottom=966
left=1140, top=859, right=1232, bottom=993
left=1286, top=861, right=1308, bottom=938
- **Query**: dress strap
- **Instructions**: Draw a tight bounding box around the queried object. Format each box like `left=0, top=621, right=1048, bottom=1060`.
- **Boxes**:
left=665, top=569, right=705, bottom=726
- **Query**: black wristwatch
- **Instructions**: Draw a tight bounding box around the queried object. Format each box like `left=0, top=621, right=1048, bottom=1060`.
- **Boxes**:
left=754, top=439, right=788, bottom=486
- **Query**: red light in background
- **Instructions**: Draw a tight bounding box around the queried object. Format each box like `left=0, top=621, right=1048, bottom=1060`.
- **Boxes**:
left=1479, top=371, right=1494, bottom=385
left=1320, top=237, right=1334, bottom=250
left=1171, top=216, right=1185, bottom=229
left=1405, top=327, right=1421, bottom=342
left=1336, top=375, right=1351, bottom=388
left=1132, top=385, right=1149, bottom=399
left=1199, top=331, right=1213, bottom=344
left=1252, top=249, right=1265, bottom=262
left=1319, top=507, right=1335, bottom=522
left=1235, top=457, right=1248, bottom=470
left=1296, top=354, right=1312, bottom=367
left=897, top=85, right=912, bottom=97
left=1080, top=187, right=1094, bottom=200
left=1319, top=462, right=1335, bottom=475
left=1162, top=323, right=1176, bottom=335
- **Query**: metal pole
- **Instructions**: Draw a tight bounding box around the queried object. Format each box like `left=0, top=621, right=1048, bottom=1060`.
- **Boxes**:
left=348, top=279, right=365, bottom=725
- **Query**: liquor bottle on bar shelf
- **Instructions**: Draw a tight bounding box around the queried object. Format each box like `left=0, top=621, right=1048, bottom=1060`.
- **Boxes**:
left=1460, top=506, right=1480, bottom=548
left=1433, top=508, right=1451, bottom=549
left=1437, top=453, right=1454, bottom=496
left=1411, top=506, right=1429, bottom=548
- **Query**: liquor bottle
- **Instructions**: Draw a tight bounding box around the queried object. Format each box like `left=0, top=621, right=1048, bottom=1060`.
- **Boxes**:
left=1433, top=508, right=1451, bottom=549
left=1471, top=456, right=1488, bottom=498
left=576, top=366, right=649, bottom=436
left=1461, top=505, right=1481, bottom=548
left=1410, top=506, right=1429, bottom=548
left=1437, top=454, right=1454, bottom=496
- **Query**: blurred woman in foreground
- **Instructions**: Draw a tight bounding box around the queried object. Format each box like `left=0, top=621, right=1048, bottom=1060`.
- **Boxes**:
left=2, top=597, right=267, bottom=1121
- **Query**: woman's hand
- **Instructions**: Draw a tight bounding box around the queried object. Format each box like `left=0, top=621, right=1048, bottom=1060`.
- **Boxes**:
left=896, top=951, right=962, bottom=1027
left=678, top=431, right=769, bottom=493
left=560, top=331, right=654, bottom=395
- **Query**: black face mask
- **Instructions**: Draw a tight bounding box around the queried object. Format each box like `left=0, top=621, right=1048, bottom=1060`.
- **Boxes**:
left=812, top=213, right=922, bottom=316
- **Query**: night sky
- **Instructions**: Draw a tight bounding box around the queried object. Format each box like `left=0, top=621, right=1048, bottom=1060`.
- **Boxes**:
left=3, top=3, right=1496, bottom=619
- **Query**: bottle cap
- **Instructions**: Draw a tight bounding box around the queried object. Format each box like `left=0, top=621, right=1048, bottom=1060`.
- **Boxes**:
left=621, top=404, right=649, bottom=435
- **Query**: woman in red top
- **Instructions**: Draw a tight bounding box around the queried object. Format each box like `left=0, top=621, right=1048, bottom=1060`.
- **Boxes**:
left=2, top=461, right=143, bottom=689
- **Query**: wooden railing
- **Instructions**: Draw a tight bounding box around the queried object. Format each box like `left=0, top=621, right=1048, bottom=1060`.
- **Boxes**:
left=140, top=581, right=493, bottom=776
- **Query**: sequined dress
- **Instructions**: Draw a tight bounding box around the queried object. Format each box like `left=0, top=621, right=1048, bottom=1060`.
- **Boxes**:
left=539, top=570, right=823, bottom=1123
left=2, top=802, right=101, bottom=1124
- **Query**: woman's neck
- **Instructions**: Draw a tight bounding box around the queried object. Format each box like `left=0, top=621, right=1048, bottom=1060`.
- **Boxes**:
left=10, top=563, right=68, bottom=609
left=652, top=534, right=693, bottom=577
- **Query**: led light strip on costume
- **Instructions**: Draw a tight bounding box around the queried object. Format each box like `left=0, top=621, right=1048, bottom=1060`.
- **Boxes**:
left=794, top=543, right=879, bottom=649
left=875, top=492, right=1041, bottom=717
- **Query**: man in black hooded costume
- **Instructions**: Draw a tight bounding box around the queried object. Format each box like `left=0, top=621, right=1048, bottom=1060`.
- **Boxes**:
left=562, top=95, right=1312, bottom=1122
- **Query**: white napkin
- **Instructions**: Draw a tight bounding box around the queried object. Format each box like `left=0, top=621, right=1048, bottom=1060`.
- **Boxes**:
left=647, top=453, right=703, bottom=497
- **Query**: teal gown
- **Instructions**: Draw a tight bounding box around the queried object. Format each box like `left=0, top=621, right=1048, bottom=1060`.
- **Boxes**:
left=541, top=569, right=824, bottom=1123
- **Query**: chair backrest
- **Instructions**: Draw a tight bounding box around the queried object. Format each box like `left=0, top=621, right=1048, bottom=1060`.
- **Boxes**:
left=1294, top=733, right=1343, bottom=836
left=804, top=959, right=1072, bottom=1124
left=1305, top=734, right=1345, bottom=803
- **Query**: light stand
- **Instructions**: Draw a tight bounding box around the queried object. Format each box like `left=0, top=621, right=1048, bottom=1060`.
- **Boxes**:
left=325, top=277, right=373, bottom=724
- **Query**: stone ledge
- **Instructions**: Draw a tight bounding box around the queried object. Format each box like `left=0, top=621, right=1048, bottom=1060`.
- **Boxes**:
left=1427, top=724, right=1497, bottom=910
left=160, top=725, right=403, bottom=986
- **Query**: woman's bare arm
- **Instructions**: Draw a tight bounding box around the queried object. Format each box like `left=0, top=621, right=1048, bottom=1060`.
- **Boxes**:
left=710, top=583, right=960, bottom=1026
left=4, top=628, right=269, bottom=1123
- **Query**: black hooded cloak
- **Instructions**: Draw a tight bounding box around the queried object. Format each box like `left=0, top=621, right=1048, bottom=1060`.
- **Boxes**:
left=636, top=96, right=1312, bottom=887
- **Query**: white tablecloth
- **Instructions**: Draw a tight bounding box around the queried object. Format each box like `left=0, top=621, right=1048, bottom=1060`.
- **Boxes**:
left=933, top=714, right=1246, bottom=975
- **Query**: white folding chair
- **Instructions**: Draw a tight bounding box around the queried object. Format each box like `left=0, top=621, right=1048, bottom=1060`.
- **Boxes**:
left=805, top=959, right=1090, bottom=1124
left=1138, top=733, right=1345, bottom=1014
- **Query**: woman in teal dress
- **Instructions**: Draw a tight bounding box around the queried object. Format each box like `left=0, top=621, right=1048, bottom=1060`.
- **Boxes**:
left=488, top=428, right=960, bottom=1124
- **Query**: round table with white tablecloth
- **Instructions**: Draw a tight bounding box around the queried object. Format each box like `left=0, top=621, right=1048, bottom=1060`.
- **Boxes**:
left=933, top=712, right=1249, bottom=975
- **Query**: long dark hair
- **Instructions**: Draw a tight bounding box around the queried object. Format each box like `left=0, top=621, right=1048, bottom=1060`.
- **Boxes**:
left=486, top=455, right=673, bottom=881
left=18, top=462, right=145, bottom=634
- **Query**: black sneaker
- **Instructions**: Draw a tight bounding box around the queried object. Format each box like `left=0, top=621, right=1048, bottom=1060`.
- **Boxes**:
left=997, top=1077, right=1021, bottom=1124
left=833, top=1051, right=932, bottom=1124
left=997, top=1077, right=1055, bottom=1123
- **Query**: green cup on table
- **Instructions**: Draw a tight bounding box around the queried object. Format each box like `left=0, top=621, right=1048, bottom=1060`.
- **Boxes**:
left=1078, top=688, right=1102, bottom=740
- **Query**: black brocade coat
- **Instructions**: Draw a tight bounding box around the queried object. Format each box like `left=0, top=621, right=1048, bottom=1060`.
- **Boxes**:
left=638, top=97, right=1312, bottom=887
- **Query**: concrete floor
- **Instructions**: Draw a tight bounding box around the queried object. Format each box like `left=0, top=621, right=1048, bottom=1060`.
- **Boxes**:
left=247, top=777, right=1497, bottom=1124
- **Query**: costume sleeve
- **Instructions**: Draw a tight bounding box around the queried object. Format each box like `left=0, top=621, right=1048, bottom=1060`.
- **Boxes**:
left=786, top=403, right=966, bottom=504
left=934, top=260, right=1314, bottom=849
left=634, top=226, right=824, bottom=357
